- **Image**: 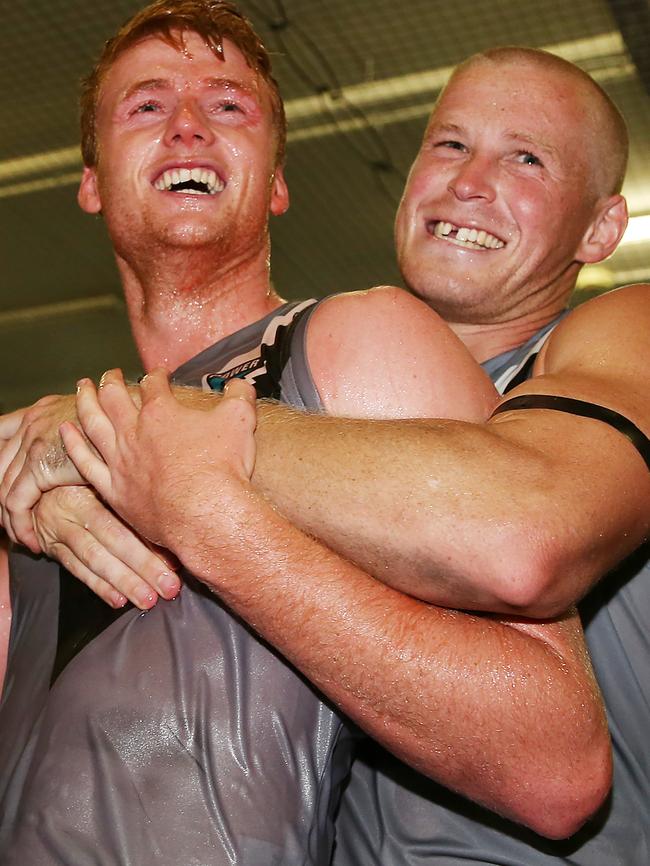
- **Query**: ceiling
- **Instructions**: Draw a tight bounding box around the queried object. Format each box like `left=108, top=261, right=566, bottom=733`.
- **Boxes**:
left=1, top=0, right=649, bottom=410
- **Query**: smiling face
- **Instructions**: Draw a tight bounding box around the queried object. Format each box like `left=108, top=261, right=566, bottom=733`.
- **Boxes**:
left=78, top=31, right=288, bottom=271
left=395, top=56, right=624, bottom=325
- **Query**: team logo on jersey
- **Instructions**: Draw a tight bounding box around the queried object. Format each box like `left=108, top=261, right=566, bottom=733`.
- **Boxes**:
left=205, top=358, right=265, bottom=392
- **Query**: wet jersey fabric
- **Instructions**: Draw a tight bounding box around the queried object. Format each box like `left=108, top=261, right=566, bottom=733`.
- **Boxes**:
left=332, top=316, right=650, bottom=866
left=0, top=299, right=359, bottom=866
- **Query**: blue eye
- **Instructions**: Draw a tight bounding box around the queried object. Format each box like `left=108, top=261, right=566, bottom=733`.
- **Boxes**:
left=518, top=151, right=542, bottom=166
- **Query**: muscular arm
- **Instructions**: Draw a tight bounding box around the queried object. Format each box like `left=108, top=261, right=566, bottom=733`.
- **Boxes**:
left=169, top=472, right=610, bottom=840
left=60, top=287, right=611, bottom=838
left=252, top=284, right=650, bottom=617
left=3, top=286, right=647, bottom=616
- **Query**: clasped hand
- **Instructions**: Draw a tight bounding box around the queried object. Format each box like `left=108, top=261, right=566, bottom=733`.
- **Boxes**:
left=0, top=370, right=257, bottom=609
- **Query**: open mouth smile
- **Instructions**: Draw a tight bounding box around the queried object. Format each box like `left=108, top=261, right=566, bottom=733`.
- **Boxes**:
left=427, top=220, right=505, bottom=250
left=153, top=166, right=225, bottom=196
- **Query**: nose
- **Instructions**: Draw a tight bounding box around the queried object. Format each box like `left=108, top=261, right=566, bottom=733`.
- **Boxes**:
left=448, top=154, right=496, bottom=203
left=163, top=99, right=215, bottom=147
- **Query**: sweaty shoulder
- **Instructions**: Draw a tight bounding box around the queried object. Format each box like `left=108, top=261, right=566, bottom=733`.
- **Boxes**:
left=525, top=283, right=650, bottom=431
left=305, top=285, right=497, bottom=422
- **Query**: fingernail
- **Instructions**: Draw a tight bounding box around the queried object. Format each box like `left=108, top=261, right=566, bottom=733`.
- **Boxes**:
left=158, top=571, right=181, bottom=598
left=135, top=586, right=157, bottom=609
left=110, top=591, right=128, bottom=609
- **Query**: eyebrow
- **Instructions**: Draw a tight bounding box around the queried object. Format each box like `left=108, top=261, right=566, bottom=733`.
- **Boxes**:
left=426, top=121, right=558, bottom=158
left=505, top=131, right=558, bottom=158
left=121, top=77, right=260, bottom=103
left=426, top=121, right=465, bottom=138
left=122, top=78, right=171, bottom=102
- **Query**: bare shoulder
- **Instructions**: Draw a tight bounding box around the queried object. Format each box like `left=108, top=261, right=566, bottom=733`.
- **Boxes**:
left=305, top=286, right=497, bottom=421
left=521, top=284, right=650, bottom=430
left=541, top=283, right=649, bottom=373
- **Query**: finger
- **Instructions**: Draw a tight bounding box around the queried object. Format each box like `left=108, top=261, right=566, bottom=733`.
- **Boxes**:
left=60, top=422, right=113, bottom=499
left=76, top=377, right=118, bottom=460
left=140, top=367, right=174, bottom=406
left=3, top=466, right=45, bottom=551
left=0, top=432, right=22, bottom=486
left=85, top=508, right=181, bottom=602
left=219, top=380, right=258, bottom=479
left=34, top=487, right=180, bottom=608
left=96, top=369, right=141, bottom=430
left=49, top=541, right=130, bottom=610
left=2, top=433, right=84, bottom=550
left=54, top=531, right=158, bottom=611
left=0, top=407, right=28, bottom=441
left=0, top=441, right=26, bottom=539
left=222, top=378, right=257, bottom=406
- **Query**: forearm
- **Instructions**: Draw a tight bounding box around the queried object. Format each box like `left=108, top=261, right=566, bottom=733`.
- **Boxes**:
left=172, top=482, right=610, bottom=838
left=252, top=402, right=650, bottom=616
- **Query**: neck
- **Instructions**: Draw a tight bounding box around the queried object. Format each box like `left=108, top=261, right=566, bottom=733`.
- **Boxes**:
left=448, top=306, right=566, bottom=363
left=117, top=243, right=283, bottom=372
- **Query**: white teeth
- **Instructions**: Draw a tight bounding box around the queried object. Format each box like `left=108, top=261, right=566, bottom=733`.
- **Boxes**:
left=156, top=167, right=224, bottom=195
left=431, top=221, right=504, bottom=250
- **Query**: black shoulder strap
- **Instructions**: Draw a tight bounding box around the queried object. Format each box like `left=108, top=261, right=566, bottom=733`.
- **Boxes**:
left=492, top=394, right=650, bottom=471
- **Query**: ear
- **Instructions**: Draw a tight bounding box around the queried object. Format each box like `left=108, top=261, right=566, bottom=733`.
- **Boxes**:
left=576, top=194, right=628, bottom=264
left=269, top=165, right=289, bottom=217
left=77, top=166, right=102, bottom=214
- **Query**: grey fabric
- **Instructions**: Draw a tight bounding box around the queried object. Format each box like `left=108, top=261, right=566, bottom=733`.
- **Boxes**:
left=0, top=551, right=59, bottom=852
left=278, top=299, right=326, bottom=411
left=0, top=304, right=353, bottom=866
left=332, top=324, right=650, bottom=866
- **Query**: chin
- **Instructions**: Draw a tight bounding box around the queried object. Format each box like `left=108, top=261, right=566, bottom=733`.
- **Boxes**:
left=159, top=222, right=225, bottom=247
left=405, top=263, right=489, bottom=316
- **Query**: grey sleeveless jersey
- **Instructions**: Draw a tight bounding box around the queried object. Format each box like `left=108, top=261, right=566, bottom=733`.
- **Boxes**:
left=0, top=300, right=357, bottom=866
left=332, top=318, right=650, bottom=866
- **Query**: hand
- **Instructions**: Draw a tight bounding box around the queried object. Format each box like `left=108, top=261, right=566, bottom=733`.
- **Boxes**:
left=34, top=486, right=181, bottom=610
left=0, top=395, right=85, bottom=551
left=60, top=369, right=258, bottom=553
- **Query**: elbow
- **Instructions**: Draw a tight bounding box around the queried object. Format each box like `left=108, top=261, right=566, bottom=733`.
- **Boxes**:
left=475, top=527, right=585, bottom=619
left=515, top=724, right=613, bottom=839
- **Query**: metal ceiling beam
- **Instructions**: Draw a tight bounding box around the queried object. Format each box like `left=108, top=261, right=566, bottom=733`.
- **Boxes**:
left=0, top=295, right=123, bottom=326
left=605, top=0, right=650, bottom=95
